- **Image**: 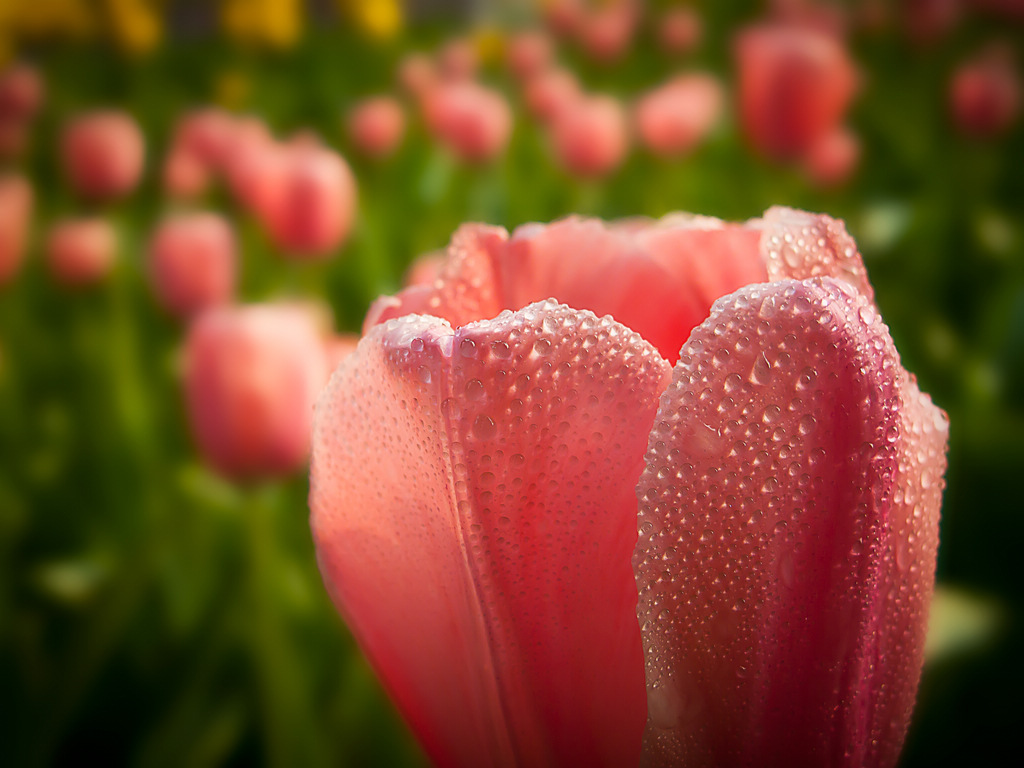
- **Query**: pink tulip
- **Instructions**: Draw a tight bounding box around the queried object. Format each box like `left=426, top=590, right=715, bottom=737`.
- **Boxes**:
left=522, top=67, right=582, bottom=124
left=803, top=126, right=861, bottom=187
left=148, top=212, right=236, bottom=319
left=506, top=30, right=555, bottom=81
left=46, top=218, right=116, bottom=287
left=323, top=333, right=359, bottom=374
left=634, top=73, right=723, bottom=158
left=185, top=304, right=328, bottom=479
left=735, top=24, right=858, bottom=161
left=0, top=62, right=44, bottom=121
left=0, top=175, right=32, bottom=287
left=422, top=81, right=513, bottom=163
left=397, top=53, right=439, bottom=101
left=347, top=96, right=405, bottom=159
left=163, top=147, right=210, bottom=200
left=578, top=2, right=638, bottom=64
left=257, top=142, right=358, bottom=258
left=223, top=121, right=282, bottom=216
left=403, top=249, right=446, bottom=288
left=173, top=108, right=236, bottom=170
left=658, top=6, right=703, bottom=56
left=437, top=37, right=478, bottom=81
left=949, top=45, right=1021, bottom=138
left=549, top=94, right=629, bottom=177
left=61, top=110, right=146, bottom=201
left=542, top=0, right=586, bottom=38
left=312, top=207, right=948, bottom=768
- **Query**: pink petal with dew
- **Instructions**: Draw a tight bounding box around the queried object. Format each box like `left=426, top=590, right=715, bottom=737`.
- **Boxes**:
left=501, top=217, right=766, bottom=364
left=312, top=300, right=671, bottom=768
left=635, top=277, right=946, bottom=768
left=364, top=223, right=507, bottom=332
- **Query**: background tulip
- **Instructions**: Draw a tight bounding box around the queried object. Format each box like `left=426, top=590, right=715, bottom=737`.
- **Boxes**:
left=505, top=30, right=554, bottom=81
left=185, top=304, right=328, bottom=480
left=633, top=73, right=723, bottom=157
left=549, top=94, right=629, bottom=177
left=60, top=110, right=146, bottom=201
left=803, top=126, right=861, bottom=187
left=0, top=62, right=44, bottom=121
left=949, top=45, right=1021, bottom=138
left=46, top=217, right=117, bottom=287
left=347, top=96, right=405, bottom=159
left=148, top=212, right=236, bottom=318
left=0, top=175, right=32, bottom=287
left=658, top=6, right=703, bottom=56
left=523, top=67, right=582, bottom=124
left=422, top=81, right=513, bottom=163
left=735, top=24, right=858, bottom=161
left=322, top=207, right=947, bottom=768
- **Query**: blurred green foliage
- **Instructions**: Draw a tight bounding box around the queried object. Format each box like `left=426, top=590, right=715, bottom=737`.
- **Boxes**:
left=1, top=3, right=1023, bottom=766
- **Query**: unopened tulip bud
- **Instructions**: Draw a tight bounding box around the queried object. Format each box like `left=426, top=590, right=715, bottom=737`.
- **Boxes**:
left=61, top=110, right=146, bottom=201
left=348, top=96, right=405, bottom=159
left=148, top=212, right=236, bottom=319
left=550, top=94, right=629, bottom=177
left=46, top=218, right=117, bottom=287
left=0, top=175, right=32, bottom=287
left=423, top=81, right=513, bottom=163
left=634, top=73, right=723, bottom=157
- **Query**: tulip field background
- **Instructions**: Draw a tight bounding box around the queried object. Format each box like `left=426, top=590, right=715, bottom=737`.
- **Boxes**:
left=1, top=1, right=1023, bottom=766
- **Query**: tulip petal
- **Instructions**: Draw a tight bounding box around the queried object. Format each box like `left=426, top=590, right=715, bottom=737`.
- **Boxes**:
left=363, top=223, right=506, bottom=332
left=761, top=206, right=874, bottom=301
left=635, top=278, right=945, bottom=768
left=312, top=300, right=671, bottom=768
left=502, top=217, right=766, bottom=364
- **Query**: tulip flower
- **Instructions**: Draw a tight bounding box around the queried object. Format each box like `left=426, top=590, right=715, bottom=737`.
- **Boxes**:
left=422, top=81, right=513, bottom=164
left=163, top=147, right=211, bottom=200
left=633, top=73, right=723, bottom=158
left=949, top=45, right=1021, bottom=139
left=578, top=1, right=639, bottom=65
left=148, top=212, right=236, bottom=319
left=505, top=30, right=555, bottom=81
left=735, top=24, right=858, bottom=161
left=173, top=107, right=236, bottom=170
left=311, top=207, right=947, bottom=768
left=437, top=37, right=478, bottom=82
left=396, top=52, right=439, bottom=101
left=0, top=175, right=32, bottom=287
left=542, top=0, right=586, bottom=38
left=61, top=110, right=146, bottom=201
left=347, top=96, right=405, bottom=159
left=403, top=249, right=446, bottom=288
left=522, top=67, right=582, bottom=125
left=549, top=94, right=629, bottom=177
left=0, top=62, right=44, bottom=121
left=803, top=126, right=861, bottom=187
left=658, top=6, right=703, bottom=57
left=185, top=304, right=328, bottom=480
left=46, top=217, right=117, bottom=287
left=256, top=141, right=358, bottom=258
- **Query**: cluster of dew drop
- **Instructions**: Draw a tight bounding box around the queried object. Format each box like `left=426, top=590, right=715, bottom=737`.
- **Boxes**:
left=634, top=277, right=921, bottom=764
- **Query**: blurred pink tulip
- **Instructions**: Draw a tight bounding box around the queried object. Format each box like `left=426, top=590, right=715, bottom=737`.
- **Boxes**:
left=506, top=30, right=555, bottom=80
left=46, top=218, right=116, bottom=287
left=0, top=175, right=32, bottom=287
left=523, top=67, right=582, bottom=124
left=223, top=120, right=282, bottom=215
left=258, top=143, right=358, bottom=258
left=578, top=2, right=639, bottom=64
left=0, top=62, right=44, bottom=121
left=185, top=304, right=328, bottom=480
left=163, top=148, right=210, bottom=200
left=658, top=6, right=703, bottom=56
left=735, top=24, right=858, bottom=161
left=437, top=38, right=478, bottom=81
left=949, top=45, right=1021, bottom=138
left=348, top=96, right=405, bottom=159
left=323, top=333, right=359, bottom=374
left=61, top=110, right=146, bottom=201
left=148, top=212, right=236, bottom=319
left=803, top=127, right=861, bottom=187
left=403, top=249, right=446, bottom=287
left=173, top=108, right=236, bottom=170
left=397, top=52, right=439, bottom=100
left=634, top=73, right=723, bottom=157
left=542, top=0, right=586, bottom=38
left=313, top=207, right=947, bottom=768
left=423, top=81, right=513, bottom=163
left=550, top=94, right=629, bottom=177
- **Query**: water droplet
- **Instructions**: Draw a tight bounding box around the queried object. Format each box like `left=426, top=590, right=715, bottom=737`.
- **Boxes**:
left=750, top=354, right=771, bottom=385
left=473, top=414, right=496, bottom=440
left=533, top=338, right=552, bottom=356
left=465, top=379, right=485, bottom=400
left=460, top=338, right=477, bottom=358
left=490, top=340, right=511, bottom=359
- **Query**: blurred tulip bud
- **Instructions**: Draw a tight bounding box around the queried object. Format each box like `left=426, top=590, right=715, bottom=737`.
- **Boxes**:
left=348, top=96, right=405, bottom=159
left=543, top=0, right=586, bottom=38
left=423, top=81, right=513, bottom=163
left=550, top=93, right=629, bottom=177
left=506, top=30, right=555, bottom=81
left=403, top=249, right=445, bottom=287
left=46, top=218, right=117, bottom=287
left=437, top=37, right=478, bottom=81
left=0, top=175, right=32, bottom=287
left=658, top=6, right=702, bottom=56
left=0, top=62, right=44, bottom=121
left=950, top=45, right=1021, bottom=138
left=579, top=2, right=639, bottom=64
left=260, top=143, right=358, bottom=258
left=163, top=148, right=210, bottom=200
left=148, top=212, right=236, bottom=319
left=173, top=108, right=236, bottom=171
left=61, top=110, right=146, bottom=201
left=397, top=53, right=440, bottom=101
left=523, top=67, right=583, bottom=124
left=184, top=304, right=329, bottom=480
left=224, top=126, right=285, bottom=216
left=802, top=126, right=861, bottom=187
left=735, top=23, right=858, bottom=161
left=634, top=73, right=723, bottom=157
